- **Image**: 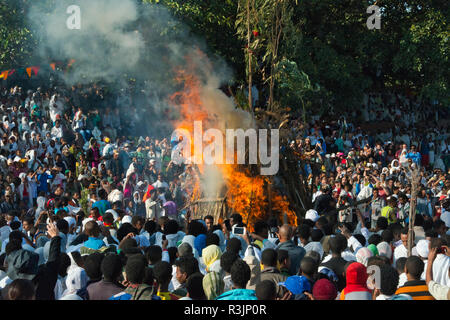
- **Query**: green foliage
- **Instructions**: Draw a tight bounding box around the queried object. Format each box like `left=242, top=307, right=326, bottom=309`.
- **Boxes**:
left=0, top=0, right=447, bottom=109
left=385, top=1, right=449, bottom=104
left=0, top=0, right=38, bottom=69
left=273, top=58, right=319, bottom=112
left=143, top=0, right=244, bottom=80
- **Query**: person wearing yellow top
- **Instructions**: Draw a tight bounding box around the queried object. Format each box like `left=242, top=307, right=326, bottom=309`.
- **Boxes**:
left=154, top=260, right=180, bottom=300
left=381, top=197, right=398, bottom=224
left=157, top=290, right=181, bottom=300
left=251, top=220, right=270, bottom=250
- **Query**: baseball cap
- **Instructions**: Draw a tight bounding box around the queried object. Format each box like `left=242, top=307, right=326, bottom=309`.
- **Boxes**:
left=305, top=209, right=319, bottom=222
left=122, top=215, right=132, bottom=224
left=278, top=275, right=311, bottom=295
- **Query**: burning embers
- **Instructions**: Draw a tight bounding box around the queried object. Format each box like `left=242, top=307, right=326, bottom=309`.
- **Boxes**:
left=171, top=121, right=279, bottom=175
left=168, top=57, right=297, bottom=230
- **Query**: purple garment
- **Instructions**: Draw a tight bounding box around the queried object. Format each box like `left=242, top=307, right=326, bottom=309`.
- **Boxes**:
left=123, top=174, right=136, bottom=199
left=91, top=147, right=100, bottom=168
left=163, top=201, right=177, bottom=218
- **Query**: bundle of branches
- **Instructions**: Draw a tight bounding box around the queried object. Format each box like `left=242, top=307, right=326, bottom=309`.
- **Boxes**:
left=253, top=107, right=314, bottom=221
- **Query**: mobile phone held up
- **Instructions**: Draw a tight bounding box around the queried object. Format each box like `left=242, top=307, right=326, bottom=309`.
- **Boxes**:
left=232, top=226, right=246, bottom=235
left=436, top=246, right=446, bottom=254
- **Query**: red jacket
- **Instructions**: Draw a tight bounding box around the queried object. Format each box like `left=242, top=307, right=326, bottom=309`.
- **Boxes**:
left=344, top=262, right=371, bottom=296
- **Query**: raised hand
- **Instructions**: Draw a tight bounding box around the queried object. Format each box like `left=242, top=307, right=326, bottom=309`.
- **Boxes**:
left=47, top=222, right=60, bottom=238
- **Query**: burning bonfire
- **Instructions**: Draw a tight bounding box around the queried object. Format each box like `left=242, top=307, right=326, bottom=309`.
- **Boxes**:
left=168, top=53, right=297, bottom=232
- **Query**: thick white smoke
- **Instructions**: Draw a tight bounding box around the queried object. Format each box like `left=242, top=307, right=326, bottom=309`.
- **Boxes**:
left=28, top=0, right=144, bottom=84
left=28, top=0, right=255, bottom=199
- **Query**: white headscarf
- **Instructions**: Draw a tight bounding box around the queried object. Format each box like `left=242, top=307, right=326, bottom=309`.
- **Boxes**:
left=355, top=247, right=373, bottom=267
left=399, top=149, right=408, bottom=165
left=377, top=241, right=392, bottom=260
left=62, top=267, right=88, bottom=297
left=21, top=117, right=30, bottom=132
left=390, top=159, right=400, bottom=174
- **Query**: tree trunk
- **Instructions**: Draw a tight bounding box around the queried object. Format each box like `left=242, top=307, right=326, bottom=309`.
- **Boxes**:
left=407, top=167, right=419, bottom=257
left=408, top=197, right=416, bottom=256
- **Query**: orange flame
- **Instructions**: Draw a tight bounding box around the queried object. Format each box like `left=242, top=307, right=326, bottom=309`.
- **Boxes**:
left=169, top=55, right=297, bottom=231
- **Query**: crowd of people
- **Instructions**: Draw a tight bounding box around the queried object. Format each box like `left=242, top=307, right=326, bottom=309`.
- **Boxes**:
left=0, top=82, right=448, bottom=301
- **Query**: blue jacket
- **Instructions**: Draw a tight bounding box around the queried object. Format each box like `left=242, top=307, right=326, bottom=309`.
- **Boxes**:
left=37, top=173, right=52, bottom=193
left=216, top=289, right=257, bottom=300
left=83, top=237, right=106, bottom=250
left=405, top=152, right=421, bottom=165
left=277, top=240, right=306, bottom=276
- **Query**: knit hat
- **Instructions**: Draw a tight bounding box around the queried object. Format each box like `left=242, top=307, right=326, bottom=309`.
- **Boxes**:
left=312, top=278, right=337, bottom=300
left=202, top=271, right=224, bottom=300
left=367, top=244, right=379, bottom=256
left=279, top=276, right=311, bottom=295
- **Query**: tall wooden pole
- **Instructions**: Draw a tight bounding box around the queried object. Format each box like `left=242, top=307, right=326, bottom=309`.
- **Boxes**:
left=408, top=167, right=419, bottom=257
left=247, top=0, right=253, bottom=115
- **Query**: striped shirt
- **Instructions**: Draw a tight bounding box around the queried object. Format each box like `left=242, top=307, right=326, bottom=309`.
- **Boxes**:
left=395, top=280, right=435, bottom=300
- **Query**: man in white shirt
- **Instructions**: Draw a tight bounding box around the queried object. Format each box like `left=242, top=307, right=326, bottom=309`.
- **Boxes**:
left=49, top=94, right=64, bottom=123
left=51, top=120, right=63, bottom=139
left=145, top=191, right=163, bottom=221
left=393, top=227, right=418, bottom=266
left=152, top=174, right=169, bottom=191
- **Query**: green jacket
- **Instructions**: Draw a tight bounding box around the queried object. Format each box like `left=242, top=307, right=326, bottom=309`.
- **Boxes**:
left=124, top=284, right=156, bottom=300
